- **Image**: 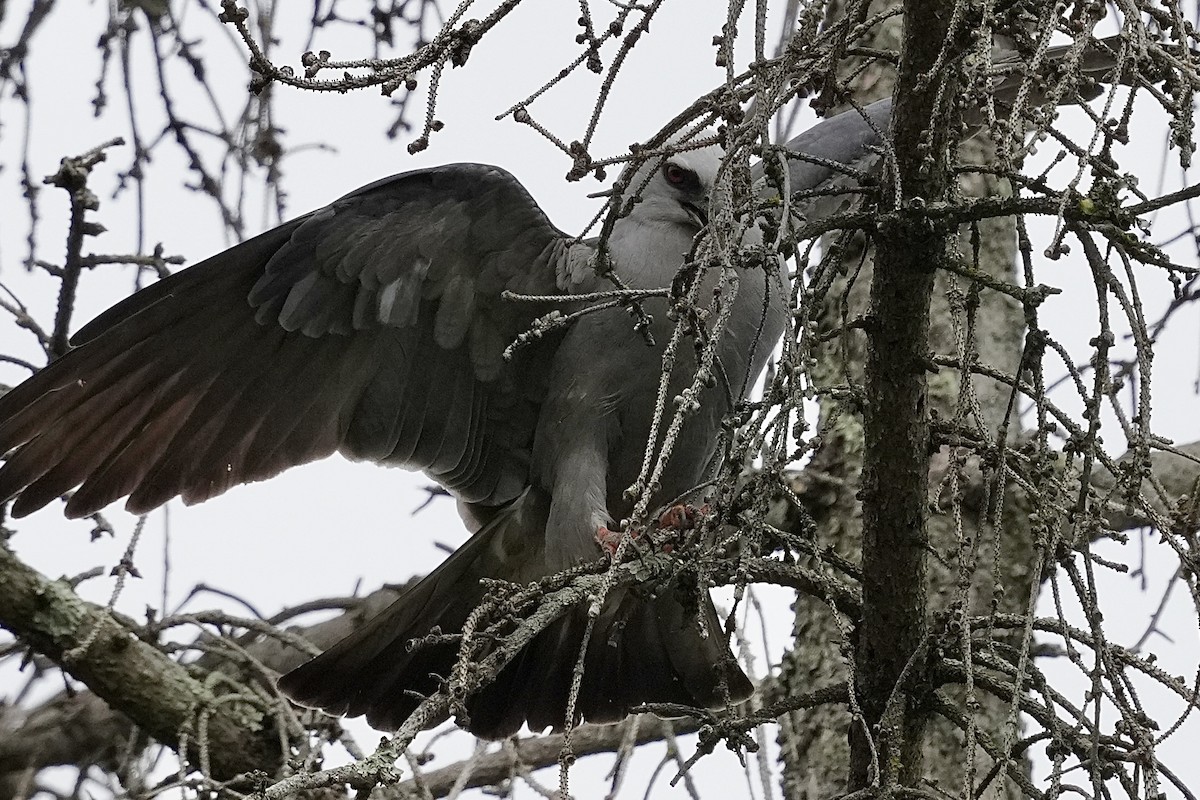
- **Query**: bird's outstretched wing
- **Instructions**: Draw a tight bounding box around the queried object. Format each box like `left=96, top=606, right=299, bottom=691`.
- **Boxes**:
left=0, top=164, right=575, bottom=518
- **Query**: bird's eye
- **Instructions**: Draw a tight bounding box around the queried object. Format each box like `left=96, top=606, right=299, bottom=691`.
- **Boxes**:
left=663, top=163, right=689, bottom=186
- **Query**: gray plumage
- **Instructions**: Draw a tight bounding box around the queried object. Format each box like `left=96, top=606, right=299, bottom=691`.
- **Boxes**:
left=0, top=152, right=782, bottom=737
left=766, top=34, right=1140, bottom=207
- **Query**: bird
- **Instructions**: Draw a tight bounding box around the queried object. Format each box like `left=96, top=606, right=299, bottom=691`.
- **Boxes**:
left=0, top=32, right=1156, bottom=738
left=0, top=145, right=787, bottom=738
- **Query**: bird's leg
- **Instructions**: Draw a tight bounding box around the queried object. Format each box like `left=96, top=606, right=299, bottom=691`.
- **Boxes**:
left=657, top=502, right=711, bottom=531
left=594, top=518, right=664, bottom=555
left=595, top=524, right=639, bottom=556
left=652, top=502, right=713, bottom=553
left=596, top=502, right=713, bottom=556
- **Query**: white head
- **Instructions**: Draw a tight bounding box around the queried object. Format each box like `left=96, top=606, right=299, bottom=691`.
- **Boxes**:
left=622, top=146, right=722, bottom=230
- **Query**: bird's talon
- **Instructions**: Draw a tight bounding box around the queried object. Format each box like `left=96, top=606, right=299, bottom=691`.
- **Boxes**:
left=657, top=502, right=711, bottom=531
left=595, top=524, right=633, bottom=556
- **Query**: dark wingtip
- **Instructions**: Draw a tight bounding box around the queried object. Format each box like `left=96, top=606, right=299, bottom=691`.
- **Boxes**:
left=275, top=658, right=328, bottom=706
left=0, top=477, right=25, bottom=517
left=8, top=483, right=53, bottom=519
left=277, top=655, right=387, bottom=725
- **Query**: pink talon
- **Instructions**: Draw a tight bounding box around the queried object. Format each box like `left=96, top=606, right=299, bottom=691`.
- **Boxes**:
left=657, top=502, right=711, bottom=531
left=595, top=524, right=626, bottom=555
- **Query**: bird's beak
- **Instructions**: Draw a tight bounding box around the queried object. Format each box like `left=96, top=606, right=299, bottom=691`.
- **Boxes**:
left=681, top=201, right=708, bottom=228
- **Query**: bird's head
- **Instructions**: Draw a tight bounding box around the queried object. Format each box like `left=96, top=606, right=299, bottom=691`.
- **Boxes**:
left=622, top=146, right=720, bottom=231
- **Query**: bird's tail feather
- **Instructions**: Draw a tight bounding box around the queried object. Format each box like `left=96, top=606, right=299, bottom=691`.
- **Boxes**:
left=279, top=490, right=751, bottom=738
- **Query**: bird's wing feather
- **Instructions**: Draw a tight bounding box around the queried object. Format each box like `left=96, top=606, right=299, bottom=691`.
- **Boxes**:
left=0, top=163, right=576, bottom=518
left=756, top=35, right=1137, bottom=210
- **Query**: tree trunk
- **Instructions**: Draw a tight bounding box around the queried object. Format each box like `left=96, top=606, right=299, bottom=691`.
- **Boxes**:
left=775, top=3, right=1035, bottom=796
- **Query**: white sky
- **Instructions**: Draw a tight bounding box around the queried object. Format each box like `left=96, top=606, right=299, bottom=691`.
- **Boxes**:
left=1, top=1, right=1198, bottom=798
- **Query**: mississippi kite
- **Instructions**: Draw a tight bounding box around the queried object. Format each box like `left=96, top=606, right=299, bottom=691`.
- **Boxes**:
left=0, top=34, right=1143, bottom=737
left=0, top=148, right=786, bottom=737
